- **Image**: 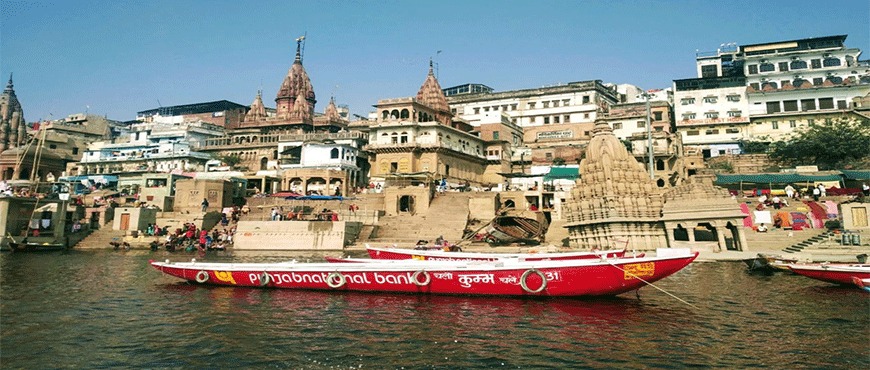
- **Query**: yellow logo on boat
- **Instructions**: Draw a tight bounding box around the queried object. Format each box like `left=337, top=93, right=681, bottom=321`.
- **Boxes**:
left=412, top=255, right=425, bottom=261
left=214, top=271, right=237, bottom=285
left=623, top=262, right=655, bottom=280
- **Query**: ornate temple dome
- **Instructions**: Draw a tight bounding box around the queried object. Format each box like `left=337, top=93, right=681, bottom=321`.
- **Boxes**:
left=324, top=97, right=340, bottom=120
left=0, top=73, right=26, bottom=151
left=563, top=119, right=667, bottom=250
left=245, top=90, right=267, bottom=121
left=416, top=60, right=449, bottom=114
left=275, top=39, right=316, bottom=117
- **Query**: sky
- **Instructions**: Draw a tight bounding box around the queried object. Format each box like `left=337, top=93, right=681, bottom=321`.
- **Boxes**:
left=1, top=0, right=868, bottom=123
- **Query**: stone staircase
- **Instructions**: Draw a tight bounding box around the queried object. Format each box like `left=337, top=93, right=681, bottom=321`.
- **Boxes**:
left=367, top=192, right=471, bottom=247
left=783, top=230, right=835, bottom=253
left=74, top=225, right=127, bottom=249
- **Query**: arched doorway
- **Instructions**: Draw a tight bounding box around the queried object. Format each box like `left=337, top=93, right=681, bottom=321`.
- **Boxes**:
left=399, top=195, right=415, bottom=214
left=260, top=157, right=268, bottom=171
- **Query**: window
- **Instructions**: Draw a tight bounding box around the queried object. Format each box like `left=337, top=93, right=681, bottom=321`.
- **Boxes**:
left=400, top=133, right=408, bottom=144
left=562, top=99, right=570, bottom=106
left=492, top=106, right=498, bottom=111
left=748, top=65, right=759, bottom=74
left=749, top=82, right=760, bottom=90
left=583, top=113, right=590, bottom=119
left=564, top=115, right=570, bottom=123
left=613, top=122, right=623, bottom=129
left=837, top=100, right=847, bottom=109
left=543, top=117, right=550, bottom=124
left=583, top=131, right=590, bottom=136
left=528, top=117, right=536, bottom=124
left=783, top=100, right=798, bottom=112
left=681, top=98, right=695, bottom=105
left=330, top=148, right=339, bottom=159
left=812, top=77, right=823, bottom=86
left=726, top=128, right=740, bottom=134
left=653, top=111, right=662, bottom=121
left=654, top=126, right=663, bottom=132
left=683, top=113, right=696, bottom=120
left=807, top=119, right=815, bottom=126
left=811, top=59, right=822, bottom=69
left=705, top=129, right=719, bottom=135
left=704, top=112, right=719, bottom=119
left=727, top=95, right=740, bottom=102
left=823, top=58, right=841, bottom=67
left=511, top=104, right=517, bottom=110
left=761, top=81, right=778, bottom=90
left=391, top=135, right=398, bottom=144
left=771, top=121, right=779, bottom=129
left=766, top=102, right=781, bottom=114
left=778, top=62, right=789, bottom=72
left=552, top=100, right=559, bottom=108
left=511, top=118, right=517, bottom=124
left=703, top=96, right=717, bottom=103
left=759, top=63, right=775, bottom=72
left=501, top=105, right=508, bottom=111
left=789, top=120, right=797, bottom=128
left=818, top=98, right=834, bottom=109
left=493, top=131, right=500, bottom=140
left=49, top=144, right=57, bottom=149
left=390, top=162, right=398, bottom=172
left=701, top=65, right=718, bottom=78
left=451, top=108, right=456, bottom=114
left=542, top=101, right=549, bottom=108
left=528, top=102, right=536, bottom=109
left=791, top=60, right=807, bottom=69
left=473, top=107, right=480, bottom=114
left=637, top=121, right=646, bottom=128
left=727, top=111, right=742, bottom=118
left=484, top=107, right=490, bottom=112
left=553, top=116, right=560, bottom=124
left=72, top=147, right=79, bottom=155
left=687, top=130, right=700, bottom=136
left=545, top=152, right=553, bottom=160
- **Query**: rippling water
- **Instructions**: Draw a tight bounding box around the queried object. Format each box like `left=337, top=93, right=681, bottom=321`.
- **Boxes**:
left=1, top=250, right=867, bottom=369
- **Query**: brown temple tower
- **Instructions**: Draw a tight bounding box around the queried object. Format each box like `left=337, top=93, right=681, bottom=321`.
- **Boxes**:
left=0, top=74, right=26, bottom=151
left=275, top=37, right=316, bottom=122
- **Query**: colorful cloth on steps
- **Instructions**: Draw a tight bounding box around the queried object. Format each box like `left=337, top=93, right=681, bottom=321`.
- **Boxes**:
left=739, top=203, right=753, bottom=227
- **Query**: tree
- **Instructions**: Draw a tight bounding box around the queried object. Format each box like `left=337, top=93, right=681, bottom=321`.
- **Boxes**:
left=552, top=157, right=566, bottom=166
left=738, top=138, right=770, bottom=154
left=768, top=116, right=870, bottom=170
left=216, top=154, right=242, bottom=169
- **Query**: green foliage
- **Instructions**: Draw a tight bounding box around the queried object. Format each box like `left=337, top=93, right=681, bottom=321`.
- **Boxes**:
left=769, top=117, right=870, bottom=170
left=738, top=139, right=770, bottom=154
left=216, top=154, right=242, bottom=168
left=824, top=220, right=841, bottom=230
left=552, top=157, right=566, bottom=166
left=621, top=139, right=633, bottom=152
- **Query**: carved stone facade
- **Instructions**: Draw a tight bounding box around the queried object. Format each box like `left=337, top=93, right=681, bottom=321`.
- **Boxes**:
left=661, top=175, right=748, bottom=251
left=0, top=74, right=26, bottom=151
left=563, top=120, right=668, bottom=250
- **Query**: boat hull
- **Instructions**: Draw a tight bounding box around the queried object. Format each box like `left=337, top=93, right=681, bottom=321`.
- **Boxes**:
left=787, top=264, right=870, bottom=285
left=8, top=242, right=67, bottom=253
left=150, top=252, right=698, bottom=297
left=366, top=245, right=627, bottom=262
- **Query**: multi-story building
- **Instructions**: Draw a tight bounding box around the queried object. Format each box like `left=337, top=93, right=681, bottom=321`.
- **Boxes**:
left=137, top=100, right=249, bottom=129
left=674, top=35, right=870, bottom=157
left=446, top=80, right=620, bottom=150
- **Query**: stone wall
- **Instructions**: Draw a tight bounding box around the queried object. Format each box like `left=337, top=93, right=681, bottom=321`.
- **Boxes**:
left=233, top=220, right=355, bottom=250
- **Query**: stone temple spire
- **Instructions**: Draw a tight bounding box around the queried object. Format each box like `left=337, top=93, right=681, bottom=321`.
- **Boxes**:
left=324, top=96, right=340, bottom=120
left=416, top=59, right=451, bottom=124
left=276, top=36, right=315, bottom=119
left=0, top=73, right=26, bottom=151
left=246, top=90, right=267, bottom=121
left=562, top=119, right=667, bottom=250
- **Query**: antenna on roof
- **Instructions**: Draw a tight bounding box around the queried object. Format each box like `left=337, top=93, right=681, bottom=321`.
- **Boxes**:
left=296, top=32, right=307, bottom=63
left=435, top=50, right=442, bottom=78
left=157, top=98, right=162, bottom=108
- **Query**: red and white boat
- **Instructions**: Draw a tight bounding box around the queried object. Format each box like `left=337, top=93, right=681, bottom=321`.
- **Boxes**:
left=787, top=263, right=870, bottom=286
left=365, top=244, right=630, bottom=262
left=150, top=249, right=698, bottom=297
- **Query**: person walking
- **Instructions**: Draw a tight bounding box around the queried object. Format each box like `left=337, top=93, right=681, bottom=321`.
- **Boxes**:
left=201, top=198, right=209, bottom=213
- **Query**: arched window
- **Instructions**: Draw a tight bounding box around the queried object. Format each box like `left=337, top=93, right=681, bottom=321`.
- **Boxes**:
left=273, top=150, right=278, bottom=160
left=382, top=110, right=389, bottom=119
left=330, top=148, right=339, bottom=159
left=790, top=60, right=807, bottom=70
left=826, top=76, right=843, bottom=84
left=823, top=58, right=841, bottom=67
left=400, top=109, right=410, bottom=119
left=390, top=110, right=400, bottom=119
left=759, top=63, right=775, bottom=72
left=400, top=132, right=408, bottom=144
left=656, top=159, right=665, bottom=171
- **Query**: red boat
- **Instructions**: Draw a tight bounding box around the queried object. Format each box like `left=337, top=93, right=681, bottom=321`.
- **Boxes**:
left=366, top=244, right=630, bottom=262
left=150, top=249, right=698, bottom=297
left=787, top=263, right=870, bottom=286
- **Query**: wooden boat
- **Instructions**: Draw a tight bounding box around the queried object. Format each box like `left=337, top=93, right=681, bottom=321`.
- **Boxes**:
left=481, top=210, right=548, bottom=245
left=786, top=263, right=870, bottom=286
left=742, top=253, right=798, bottom=272
left=149, top=249, right=699, bottom=297
left=366, top=244, right=630, bottom=262
left=8, top=240, right=68, bottom=252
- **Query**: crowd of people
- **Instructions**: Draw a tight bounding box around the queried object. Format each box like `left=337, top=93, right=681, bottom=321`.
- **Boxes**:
left=151, top=222, right=235, bottom=253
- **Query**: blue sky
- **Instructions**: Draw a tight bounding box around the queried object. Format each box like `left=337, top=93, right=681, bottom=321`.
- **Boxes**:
left=2, top=0, right=868, bottom=122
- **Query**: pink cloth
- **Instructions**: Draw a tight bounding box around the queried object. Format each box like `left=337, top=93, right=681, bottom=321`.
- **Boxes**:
left=739, top=203, right=753, bottom=227
left=824, top=201, right=838, bottom=218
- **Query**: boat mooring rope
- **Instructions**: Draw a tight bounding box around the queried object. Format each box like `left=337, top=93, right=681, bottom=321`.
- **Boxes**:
left=606, top=259, right=698, bottom=309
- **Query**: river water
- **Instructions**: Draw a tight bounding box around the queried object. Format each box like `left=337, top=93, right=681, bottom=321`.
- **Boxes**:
left=1, top=250, right=867, bottom=369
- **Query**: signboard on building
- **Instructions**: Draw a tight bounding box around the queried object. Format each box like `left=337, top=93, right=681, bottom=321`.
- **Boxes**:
left=536, top=130, right=573, bottom=140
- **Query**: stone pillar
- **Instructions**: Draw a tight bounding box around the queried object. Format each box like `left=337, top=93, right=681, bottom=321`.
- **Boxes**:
left=715, top=226, right=726, bottom=252
left=687, top=225, right=696, bottom=243
left=736, top=224, right=749, bottom=252
left=665, top=226, right=675, bottom=247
